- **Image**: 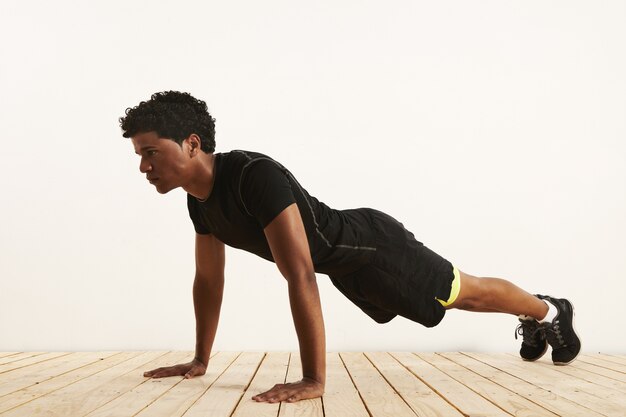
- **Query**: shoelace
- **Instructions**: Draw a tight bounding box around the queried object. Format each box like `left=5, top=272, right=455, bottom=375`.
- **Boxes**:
left=542, top=320, right=567, bottom=347
left=514, top=321, right=544, bottom=347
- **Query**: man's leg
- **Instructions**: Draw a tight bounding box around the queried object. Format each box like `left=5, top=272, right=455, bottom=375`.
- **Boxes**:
left=444, top=270, right=548, bottom=318
left=445, top=270, right=581, bottom=365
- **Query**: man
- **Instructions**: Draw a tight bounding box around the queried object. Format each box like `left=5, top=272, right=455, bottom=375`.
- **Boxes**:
left=119, top=91, right=581, bottom=404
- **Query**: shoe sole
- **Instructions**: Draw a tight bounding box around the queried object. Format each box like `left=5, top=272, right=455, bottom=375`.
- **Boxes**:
left=552, top=298, right=582, bottom=366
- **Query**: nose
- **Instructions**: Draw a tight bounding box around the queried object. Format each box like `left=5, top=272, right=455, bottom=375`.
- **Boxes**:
left=139, top=156, right=152, bottom=173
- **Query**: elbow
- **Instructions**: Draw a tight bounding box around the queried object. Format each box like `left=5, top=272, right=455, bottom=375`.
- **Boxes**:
left=284, top=269, right=317, bottom=286
left=276, top=258, right=316, bottom=285
left=286, top=274, right=319, bottom=298
left=194, top=273, right=224, bottom=290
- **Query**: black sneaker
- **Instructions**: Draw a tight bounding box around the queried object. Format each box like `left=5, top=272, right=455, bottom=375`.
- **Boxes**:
left=515, top=316, right=548, bottom=361
left=536, top=294, right=581, bottom=365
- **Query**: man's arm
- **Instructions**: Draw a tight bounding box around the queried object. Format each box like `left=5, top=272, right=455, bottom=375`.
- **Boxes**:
left=192, top=233, right=226, bottom=365
left=143, top=233, right=225, bottom=379
left=252, top=203, right=326, bottom=403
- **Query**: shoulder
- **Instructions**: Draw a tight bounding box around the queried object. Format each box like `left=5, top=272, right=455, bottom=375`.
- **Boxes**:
left=221, top=150, right=288, bottom=177
left=230, top=149, right=284, bottom=166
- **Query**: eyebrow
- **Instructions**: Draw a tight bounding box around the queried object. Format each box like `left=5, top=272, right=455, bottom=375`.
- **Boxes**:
left=135, top=146, right=156, bottom=155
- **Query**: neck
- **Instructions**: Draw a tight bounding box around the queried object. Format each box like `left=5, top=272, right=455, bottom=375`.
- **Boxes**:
left=184, top=153, right=216, bottom=201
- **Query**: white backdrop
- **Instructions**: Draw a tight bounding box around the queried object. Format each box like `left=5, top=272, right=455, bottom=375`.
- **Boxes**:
left=1, top=1, right=624, bottom=353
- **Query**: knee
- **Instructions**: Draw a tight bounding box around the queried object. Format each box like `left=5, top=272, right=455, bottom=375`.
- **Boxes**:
left=451, top=272, right=488, bottom=310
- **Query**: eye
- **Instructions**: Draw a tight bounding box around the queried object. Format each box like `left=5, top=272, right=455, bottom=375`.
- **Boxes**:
left=147, top=150, right=158, bottom=156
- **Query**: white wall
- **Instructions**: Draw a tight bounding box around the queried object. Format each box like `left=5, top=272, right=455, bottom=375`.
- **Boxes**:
left=1, top=1, right=624, bottom=354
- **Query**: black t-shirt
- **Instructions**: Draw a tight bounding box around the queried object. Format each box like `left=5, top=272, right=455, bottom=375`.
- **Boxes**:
left=187, top=150, right=376, bottom=276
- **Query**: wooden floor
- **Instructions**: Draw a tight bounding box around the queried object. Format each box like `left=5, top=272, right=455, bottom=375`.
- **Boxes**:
left=0, top=351, right=624, bottom=416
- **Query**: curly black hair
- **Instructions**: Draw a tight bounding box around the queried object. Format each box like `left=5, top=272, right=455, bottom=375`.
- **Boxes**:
left=119, top=91, right=216, bottom=153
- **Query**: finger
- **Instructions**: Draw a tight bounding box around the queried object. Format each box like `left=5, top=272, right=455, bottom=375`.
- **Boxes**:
left=286, top=391, right=303, bottom=403
left=152, top=368, right=182, bottom=378
left=274, top=383, right=317, bottom=403
left=276, top=389, right=298, bottom=403
left=153, top=371, right=178, bottom=378
left=143, top=368, right=161, bottom=376
left=143, top=367, right=164, bottom=377
left=253, top=388, right=272, bottom=400
left=184, top=366, right=201, bottom=379
left=252, top=392, right=268, bottom=401
left=266, top=388, right=295, bottom=403
left=252, top=387, right=279, bottom=402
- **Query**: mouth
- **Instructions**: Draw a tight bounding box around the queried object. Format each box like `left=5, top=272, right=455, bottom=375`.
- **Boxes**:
left=148, top=177, right=160, bottom=184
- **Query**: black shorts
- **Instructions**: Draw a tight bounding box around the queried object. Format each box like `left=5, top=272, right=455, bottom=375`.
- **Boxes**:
left=328, top=208, right=455, bottom=328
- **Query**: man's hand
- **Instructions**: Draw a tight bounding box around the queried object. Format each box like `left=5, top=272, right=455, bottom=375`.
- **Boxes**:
left=252, top=377, right=324, bottom=403
left=143, top=357, right=207, bottom=379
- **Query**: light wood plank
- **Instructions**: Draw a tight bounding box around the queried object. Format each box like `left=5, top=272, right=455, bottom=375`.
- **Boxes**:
left=321, top=352, right=369, bottom=417
left=0, top=351, right=119, bottom=397
left=597, top=353, right=626, bottom=366
left=132, top=351, right=240, bottom=417
left=0, top=352, right=69, bottom=374
left=571, top=361, right=626, bottom=383
left=341, top=352, right=418, bottom=417
left=504, top=353, right=626, bottom=393
left=83, top=351, right=193, bottom=417
left=441, top=352, right=606, bottom=417
left=464, top=352, right=624, bottom=417
left=578, top=354, right=626, bottom=374
left=421, top=352, right=558, bottom=417
left=365, top=351, right=464, bottom=417
left=231, top=352, right=290, bottom=417
left=0, top=352, right=47, bottom=366
left=3, top=351, right=622, bottom=416
left=0, top=351, right=149, bottom=415
left=0, top=353, right=20, bottom=360
left=277, top=352, right=323, bottom=417
left=183, top=352, right=265, bottom=417
left=392, top=352, right=509, bottom=417
left=496, top=352, right=626, bottom=410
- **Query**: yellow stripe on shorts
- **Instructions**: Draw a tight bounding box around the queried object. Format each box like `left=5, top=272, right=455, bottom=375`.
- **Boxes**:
left=436, top=266, right=461, bottom=307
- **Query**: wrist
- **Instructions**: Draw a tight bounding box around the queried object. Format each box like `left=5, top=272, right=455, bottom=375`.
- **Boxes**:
left=194, top=355, right=209, bottom=366
left=302, top=375, right=325, bottom=387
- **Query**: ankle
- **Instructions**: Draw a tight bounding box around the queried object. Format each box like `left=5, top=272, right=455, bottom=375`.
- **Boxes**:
left=519, top=298, right=550, bottom=322
left=538, top=300, right=558, bottom=323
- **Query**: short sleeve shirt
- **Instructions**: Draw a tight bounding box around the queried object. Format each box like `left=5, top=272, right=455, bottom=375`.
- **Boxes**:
left=187, top=150, right=376, bottom=276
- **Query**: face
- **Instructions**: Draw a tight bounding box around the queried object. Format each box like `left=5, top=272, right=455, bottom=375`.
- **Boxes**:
left=131, top=131, right=195, bottom=194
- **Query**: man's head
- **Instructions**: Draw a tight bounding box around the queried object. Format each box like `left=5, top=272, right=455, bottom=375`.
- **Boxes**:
left=119, top=90, right=216, bottom=153
left=120, top=91, right=216, bottom=194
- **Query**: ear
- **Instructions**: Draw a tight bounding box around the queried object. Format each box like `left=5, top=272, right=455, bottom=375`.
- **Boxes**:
left=185, top=134, right=202, bottom=156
